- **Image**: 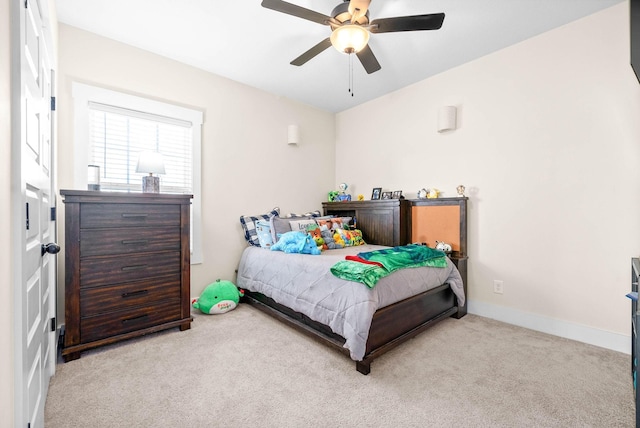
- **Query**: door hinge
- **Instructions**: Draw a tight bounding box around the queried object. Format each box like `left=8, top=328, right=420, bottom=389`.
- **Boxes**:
left=50, top=317, right=56, bottom=332
left=25, top=202, right=29, bottom=230
left=24, top=0, right=28, bottom=9
left=50, top=206, right=56, bottom=221
left=50, top=96, right=56, bottom=111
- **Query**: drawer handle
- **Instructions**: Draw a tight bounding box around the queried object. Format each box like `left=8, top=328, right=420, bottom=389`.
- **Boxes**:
left=121, top=290, right=149, bottom=299
left=121, top=213, right=148, bottom=218
left=121, top=240, right=149, bottom=246
left=121, top=264, right=148, bottom=272
left=121, top=314, right=148, bottom=324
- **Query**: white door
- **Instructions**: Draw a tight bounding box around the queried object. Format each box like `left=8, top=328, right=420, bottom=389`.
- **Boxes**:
left=13, top=0, right=58, bottom=426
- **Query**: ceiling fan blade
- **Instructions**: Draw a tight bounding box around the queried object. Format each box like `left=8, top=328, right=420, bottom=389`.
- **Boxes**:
left=349, top=0, right=371, bottom=23
left=261, top=0, right=333, bottom=26
left=356, top=44, right=381, bottom=74
left=370, top=13, right=445, bottom=33
left=290, top=38, right=333, bottom=66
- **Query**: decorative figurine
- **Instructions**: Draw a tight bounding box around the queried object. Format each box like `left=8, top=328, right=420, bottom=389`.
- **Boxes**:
left=337, top=182, right=351, bottom=201
left=417, top=188, right=428, bottom=199
left=456, top=185, right=466, bottom=197
left=357, top=194, right=364, bottom=201
left=427, top=188, right=440, bottom=199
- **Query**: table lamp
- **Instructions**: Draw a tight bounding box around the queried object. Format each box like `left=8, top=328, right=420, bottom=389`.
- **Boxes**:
left=136, top=151, right=166, bottom=193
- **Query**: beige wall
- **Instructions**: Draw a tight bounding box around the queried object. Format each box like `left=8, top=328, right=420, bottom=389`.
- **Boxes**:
left=56, top=24, right=336, bottom=315
left=1, top=0, right=13, bottom=423
left=336, top=3, right=640, bottom=351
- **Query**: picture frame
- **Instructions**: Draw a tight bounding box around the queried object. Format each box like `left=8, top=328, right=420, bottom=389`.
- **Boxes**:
left=381, top=191, right=392, bottom=200
left=392, top=190, right=403, bottom=199
left=371, top=187, right=382, bottom=200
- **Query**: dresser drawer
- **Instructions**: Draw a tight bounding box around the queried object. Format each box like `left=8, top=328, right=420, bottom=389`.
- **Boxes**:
left=80, top=274, right=181, bottom=317
left=81, top=300, right=182, bottom=343
left=80, top=251, right=181, bottom=288
left=81, top=227, right=180, bottom=257
left=80, top=203, right=180, bottom=229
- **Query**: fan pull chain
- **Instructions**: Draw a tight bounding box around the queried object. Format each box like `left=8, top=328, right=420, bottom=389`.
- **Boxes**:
left=348, top=54, right=354, bottom=97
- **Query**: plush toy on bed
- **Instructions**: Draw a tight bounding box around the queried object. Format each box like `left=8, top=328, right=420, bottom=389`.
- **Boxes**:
left=320, top=229, right=340, bottom=249
left=192, top=279, right=244, bottom=314
left=307, top=226, right=326, bottom=251
left=271, top=231, right=321, bottom=255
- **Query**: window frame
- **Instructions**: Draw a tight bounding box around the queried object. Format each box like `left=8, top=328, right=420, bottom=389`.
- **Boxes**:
left=72, top=82, right=203, bottom=264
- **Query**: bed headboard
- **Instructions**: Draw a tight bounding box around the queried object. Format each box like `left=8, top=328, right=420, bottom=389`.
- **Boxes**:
left=322, top=197, right=467, bottom=256
left=322, top=200, right=407, bottom=247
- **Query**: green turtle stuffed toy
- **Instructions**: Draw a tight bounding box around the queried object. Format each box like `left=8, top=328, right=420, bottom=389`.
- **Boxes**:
left=192, top=279, right=244, bottom=314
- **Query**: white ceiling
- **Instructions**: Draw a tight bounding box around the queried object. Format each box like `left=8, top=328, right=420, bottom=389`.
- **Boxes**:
left=56, top=0, right=623, bottom=113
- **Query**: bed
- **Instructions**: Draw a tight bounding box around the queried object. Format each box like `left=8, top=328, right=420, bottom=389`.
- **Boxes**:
left=236, top=198, right=468, bottom=375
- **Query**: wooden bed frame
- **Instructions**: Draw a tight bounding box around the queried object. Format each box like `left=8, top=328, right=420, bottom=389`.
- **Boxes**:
left=241, top=197, right=468, bottom=375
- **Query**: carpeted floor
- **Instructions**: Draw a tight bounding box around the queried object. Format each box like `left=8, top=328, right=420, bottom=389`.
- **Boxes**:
left=45, top=306, right=634, bottom=427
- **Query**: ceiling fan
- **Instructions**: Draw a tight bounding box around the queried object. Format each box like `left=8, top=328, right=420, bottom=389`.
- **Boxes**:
left=261, top=0, right=445, bottom=74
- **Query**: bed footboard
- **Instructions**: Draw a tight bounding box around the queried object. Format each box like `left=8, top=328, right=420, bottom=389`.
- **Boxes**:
left=241, top=283, right=460, bottom=375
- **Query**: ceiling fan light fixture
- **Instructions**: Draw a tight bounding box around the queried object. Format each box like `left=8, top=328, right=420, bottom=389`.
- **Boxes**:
left=330, top=24, right=370, bottom=54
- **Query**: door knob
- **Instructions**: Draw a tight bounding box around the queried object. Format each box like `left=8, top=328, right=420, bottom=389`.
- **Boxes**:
left=41, top=243, right=60, bottom=256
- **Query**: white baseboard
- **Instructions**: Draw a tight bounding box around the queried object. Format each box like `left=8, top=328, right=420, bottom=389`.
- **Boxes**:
left=467, top=300, right=631, bottom=355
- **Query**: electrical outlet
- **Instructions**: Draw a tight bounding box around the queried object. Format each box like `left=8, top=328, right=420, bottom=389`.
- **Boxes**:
left=493, top=280, right=504, bottom=294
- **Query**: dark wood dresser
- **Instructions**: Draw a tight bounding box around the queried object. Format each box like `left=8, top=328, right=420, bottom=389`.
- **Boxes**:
left=60, top=190, right=193, bottom=361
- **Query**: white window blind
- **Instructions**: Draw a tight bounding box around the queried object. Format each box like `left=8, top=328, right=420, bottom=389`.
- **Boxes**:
left=88, top=102, right=193, bottom=194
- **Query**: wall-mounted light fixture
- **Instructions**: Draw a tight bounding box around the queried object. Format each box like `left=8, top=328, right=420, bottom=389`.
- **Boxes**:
left=437, top=106, right=457, bottom=133
left=288, top=125, right=300, bottom=146
left=136, top=151, right=166, bottom=193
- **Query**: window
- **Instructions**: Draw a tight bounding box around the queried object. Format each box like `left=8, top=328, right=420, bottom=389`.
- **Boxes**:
left=72, top=82, right=203, bottom=263
left=88, top=103, right=193, bottom=194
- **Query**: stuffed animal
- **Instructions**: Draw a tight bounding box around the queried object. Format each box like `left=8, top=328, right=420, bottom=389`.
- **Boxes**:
left=307, top=225, right=326, bottom=250
left=192, top=279, right=244, bottom=314
left=271, top=231, right=321, bottom=255
left=333, top=231, right=345, bottom=248
left=320, top=229, right=340, bottom=249
left=435, top=241, right=452, bottom=253
left=328, top=190, right=339, bottom=202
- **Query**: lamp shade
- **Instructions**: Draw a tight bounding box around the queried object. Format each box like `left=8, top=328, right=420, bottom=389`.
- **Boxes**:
left=135, top=151, right=166, bottom=175
left=330, top=25, right=370, bottom=54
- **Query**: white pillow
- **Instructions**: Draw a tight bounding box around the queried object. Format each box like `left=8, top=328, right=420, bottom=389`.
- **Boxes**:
left=289, top=219, right=318, bottom=232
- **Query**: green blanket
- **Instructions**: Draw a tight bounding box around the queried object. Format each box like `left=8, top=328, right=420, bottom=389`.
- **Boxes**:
left=330, top=261, right=388, bottom=288
left=330, top=245, right=447, bottom=288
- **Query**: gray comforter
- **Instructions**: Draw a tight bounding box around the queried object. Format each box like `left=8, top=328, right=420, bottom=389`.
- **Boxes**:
left=236, top=245, right=465, bottom=361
